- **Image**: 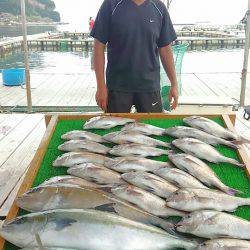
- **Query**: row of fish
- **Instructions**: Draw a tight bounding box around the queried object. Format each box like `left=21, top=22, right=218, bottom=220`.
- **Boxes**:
left=52, top=152, right=241, bottom=196
left=82, top=115, right=244, bottom=142
left=83, top=115, right=249, bottom=145
left=57, top=138, right=243, bottom=167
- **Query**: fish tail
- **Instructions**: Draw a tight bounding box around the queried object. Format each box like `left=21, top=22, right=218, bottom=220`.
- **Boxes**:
left=233, top=137, right=250, bottom=146
left=223, top=140, right=239, bottom=149
left=156, top=219, right=176, bottom=233
left=163, top=142, right=171, bottom=148
left=225, top=157, right=245, bottom=168
left=243, top=198, right=250, bottom=206
left=222, top=186, right=244, bottom=196
left=165, top=150, right=176, bottom=155
left=0, top=220, right=3, bottom=232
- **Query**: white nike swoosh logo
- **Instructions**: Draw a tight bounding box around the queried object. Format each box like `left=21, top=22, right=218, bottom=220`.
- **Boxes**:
left=152, top=102, right=158, bottom=106
left=150, top=19, right=154, bottom=23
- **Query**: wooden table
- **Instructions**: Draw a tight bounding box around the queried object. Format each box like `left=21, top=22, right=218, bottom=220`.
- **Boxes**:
left=0, top=113, right=249, bottom=249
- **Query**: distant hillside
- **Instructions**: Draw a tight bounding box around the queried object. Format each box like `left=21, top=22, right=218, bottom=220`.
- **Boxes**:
left=0, top=0, right=60, bottom=22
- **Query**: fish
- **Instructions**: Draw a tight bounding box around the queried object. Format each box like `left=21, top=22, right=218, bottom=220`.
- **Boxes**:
left=0, top=209, right=198, bottom=249
left=83, top=116, right=135, bottom=130
left=52, top=152, right=110, bottom=167
left=168, top=154, right=241, bottom=196
left=172, top=138, right=244, bottom=167
left=58, top=140, right=110, bottom=154
left=183, top=116, right=250, bottom=144
left=67, top=163, right=125, bottom=185
left=16, top=184, right=174, bottom=232
left=111, top=184, right=186, bottom=217
left=61, top=130, right=106, bottom=143
left=164, top=126, right=238, bottom=149
left=41, top=175, right=101, bottom=188
left=166, top=188, right=250, bottom=212
left=103, top=131, right=170, bottom=147
left=122, top=171, right=178, bottom=198
left=196, top=239, right=250, bottom=249
left=153, top=167, right=208, bottom=189
left=176, top=210, right=250, bottom=240
left=121, top=122, right=166, bottom=136
left=104, top=157, right=173, bottom=173
left=109, top=143, right=171, bottom=157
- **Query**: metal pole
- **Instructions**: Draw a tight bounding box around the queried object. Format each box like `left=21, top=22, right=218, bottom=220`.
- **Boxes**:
left=240, top=0, right=250, bottom=107
left=20, top=0, right=32, bottom=113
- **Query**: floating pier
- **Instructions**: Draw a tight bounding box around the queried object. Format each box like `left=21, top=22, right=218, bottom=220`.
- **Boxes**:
left=0, top=30, right=246, bottom=55
left=0, top=32, right=63, bottom=55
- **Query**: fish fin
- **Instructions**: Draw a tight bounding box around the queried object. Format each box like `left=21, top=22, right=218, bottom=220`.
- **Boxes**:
left=94, top=203, right=117, bottom=213
left=97, top=186, right=113, bottom=193
left=197, top=197, right=214, bottom=204
left=128, top=189, right=144, bottom=197
left=182, top=157, right=196, bottom=165
left=212, top=234, right=231, bottom=239
left=205, top=214, right=221, bottom=226
left=143, top=185, right=156, bottom=193
left=87, top=176, right=101, bottom=184
left=168, top=180, right=180, bottom=187
left=144, top=175, right=163, bottom=183
left=158, top=222, right=179, bottom=236
left=53, top=218, right=77, bottom=231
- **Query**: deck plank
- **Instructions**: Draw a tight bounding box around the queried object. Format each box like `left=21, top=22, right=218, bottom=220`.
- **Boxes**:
left=0, top=172, right=25, bottom=217
left=0, top=114, right=28, bottom=142
left=0, top=115, right=11, bottom=125
left=0, top=114, right=44, bottom=167
left=0, top=116, right=45, bottom=209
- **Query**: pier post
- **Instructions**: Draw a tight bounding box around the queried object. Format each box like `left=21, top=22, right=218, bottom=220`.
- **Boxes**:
left=21, top=0, right=32, bottom=113
left=240, top=0, right=250, bottom=106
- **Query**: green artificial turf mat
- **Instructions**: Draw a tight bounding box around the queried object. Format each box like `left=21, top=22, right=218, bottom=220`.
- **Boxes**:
left=4, top=117, right=250, bottom=249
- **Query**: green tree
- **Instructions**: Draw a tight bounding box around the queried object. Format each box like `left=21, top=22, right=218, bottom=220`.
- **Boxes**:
left=0, top=0, right=60, bottom=22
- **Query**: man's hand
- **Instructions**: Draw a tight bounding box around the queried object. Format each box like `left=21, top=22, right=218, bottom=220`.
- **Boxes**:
left=168, top=85, right=178, bottom=110
left=96, top=85, right=108, bottom=112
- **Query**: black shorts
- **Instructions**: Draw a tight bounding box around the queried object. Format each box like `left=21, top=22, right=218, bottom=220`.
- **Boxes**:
left=107, top=91, right=163, bottom=113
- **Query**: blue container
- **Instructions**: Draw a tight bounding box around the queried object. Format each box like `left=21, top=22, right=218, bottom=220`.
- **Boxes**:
left=2, top=68, right=26, bottom=86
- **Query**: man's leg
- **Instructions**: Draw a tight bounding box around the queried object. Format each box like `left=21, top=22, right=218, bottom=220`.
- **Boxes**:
left=107, top=91, right=134, bottom=113
left=134, top=91, right=163, bottom=113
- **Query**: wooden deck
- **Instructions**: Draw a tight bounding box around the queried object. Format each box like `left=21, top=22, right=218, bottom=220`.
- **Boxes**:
left=0, top=72, right=249, bottom=108
left=0, top=112, right=249, bottom=218
left=0, top=114, right=45, bottom=217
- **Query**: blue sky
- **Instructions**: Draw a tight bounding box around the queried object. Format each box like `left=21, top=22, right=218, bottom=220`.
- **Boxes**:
left=54, top=0, right=248, bottom=31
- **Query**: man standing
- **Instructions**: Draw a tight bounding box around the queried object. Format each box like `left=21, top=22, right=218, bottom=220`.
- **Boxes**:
left=91, top=0, right=178, bottom=113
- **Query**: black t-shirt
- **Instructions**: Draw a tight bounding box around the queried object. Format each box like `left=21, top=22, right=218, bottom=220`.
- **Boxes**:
left=91, top=0, right=177, bottom=92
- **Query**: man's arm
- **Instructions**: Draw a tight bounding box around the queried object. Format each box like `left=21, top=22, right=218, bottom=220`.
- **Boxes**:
left=94, top=38, right=108, bottom=112
left=159, top=44, right=178, bottom=110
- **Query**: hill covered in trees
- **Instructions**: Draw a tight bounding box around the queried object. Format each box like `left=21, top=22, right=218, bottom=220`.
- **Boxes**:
left=0, top=0, right=60, bottom=22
